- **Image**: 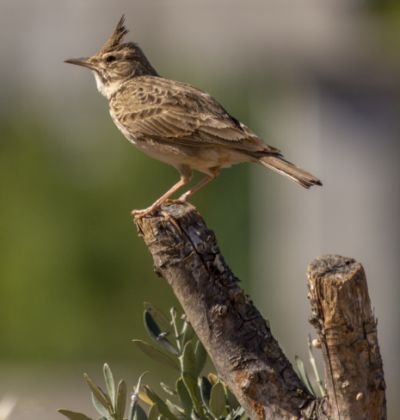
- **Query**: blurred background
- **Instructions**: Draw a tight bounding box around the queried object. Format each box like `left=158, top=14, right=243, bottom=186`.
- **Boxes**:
left=0, top=0, right=399, bottom=418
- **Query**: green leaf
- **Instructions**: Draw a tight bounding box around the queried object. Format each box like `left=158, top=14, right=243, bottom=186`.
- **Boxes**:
left=144, top=310, right=163, bottom=337
left=144, top=310, right=179, bottom=356
left=199, top=376, right=212, bottom=407
left=144, top=302, right=171, bottom=333
left=130, top=403, right=147, bottom=420
left=159, top=336, right=180, bottom=355
left=130, top=372, right=149, bottom=420
left=115, top=380, right=127, bottom=420
left=234, top=406, right=246, bottom=419
left=180, top=341, right=196, bottom=377
left=181, top=321, right=195, bottom=345
left=138, top=391, right=153, bottom=406
left=224, top=384, right=239, bottom=411
left=229, top=406, right=246, bottom=420
left=194, top=340, right=207, bottom=376
left=58, top=409, right=93, bottom=420
left=132, top=340, right=180, bottom=371
left=182, top=373, right=204, bottom=417
left=209, top=382, right=227, bottom=418
left=166, top=400, right=185, bottom=419
left=147, top=404, right=159, bottom=420
left=103, top=364, right=116, bottom=408
left=179, top=342, right=204, bottom=414
left=160, top=382, right=176, bottom=396
left=145, top=386, right=177, bottom=420
left=133, top=371, right=148, bottom=397
left=91, top=392, right=110, bottom=418
left=294, top=355, right=315, bottom=396
left=307, top=335, right=325, bottom=398
left=170, top=307, right=183, bottom=352
left=84, top=373, right=113, bottom=413
left=176, top=378, right=193, bottom=416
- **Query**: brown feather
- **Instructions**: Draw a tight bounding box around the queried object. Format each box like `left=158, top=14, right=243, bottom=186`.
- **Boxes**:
left=259, top=155, right=322, bottom=188
left=100, top=15, right=129, bottom=52
left=110, top=76, right=278, bottom=154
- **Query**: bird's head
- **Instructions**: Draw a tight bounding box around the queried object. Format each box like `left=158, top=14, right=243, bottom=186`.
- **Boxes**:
left=65, top=16, right=158, bottom=98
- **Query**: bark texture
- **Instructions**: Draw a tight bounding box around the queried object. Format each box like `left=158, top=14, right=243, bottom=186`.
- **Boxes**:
left=307, top=255, right=386, bottom=420
left=135, top=203, right=318, bottom=419
left=134, top=203, right=386, bottom=419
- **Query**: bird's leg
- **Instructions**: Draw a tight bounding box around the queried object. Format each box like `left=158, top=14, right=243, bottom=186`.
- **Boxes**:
left=132, top=168, right=192, bottom=219
left=178, top=168, right=219, bottom=202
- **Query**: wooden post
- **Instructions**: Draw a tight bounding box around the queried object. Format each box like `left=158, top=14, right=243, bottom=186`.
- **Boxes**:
left=308, top=255, right=386, bottom=419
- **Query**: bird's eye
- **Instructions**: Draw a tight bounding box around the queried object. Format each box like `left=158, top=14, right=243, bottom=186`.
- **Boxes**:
left=106, top=55, right=116, bottom=63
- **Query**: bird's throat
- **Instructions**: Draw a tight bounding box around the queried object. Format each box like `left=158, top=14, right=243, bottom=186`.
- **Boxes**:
left=93, top=71, right=121, bottom=99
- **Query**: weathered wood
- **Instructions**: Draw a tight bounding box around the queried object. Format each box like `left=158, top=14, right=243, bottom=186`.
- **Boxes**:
left=135, top=204, right=386, bottom=419
left=135, top=202, right=319, bottom=419
left=308, top=255, right=386, bottom=420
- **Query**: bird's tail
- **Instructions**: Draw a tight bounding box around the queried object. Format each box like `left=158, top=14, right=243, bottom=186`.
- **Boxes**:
left=259, top=155, right=322, bottom=189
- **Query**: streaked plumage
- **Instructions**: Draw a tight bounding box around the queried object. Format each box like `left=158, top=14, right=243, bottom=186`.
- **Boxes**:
left=65, top=16, right=321, bottom=217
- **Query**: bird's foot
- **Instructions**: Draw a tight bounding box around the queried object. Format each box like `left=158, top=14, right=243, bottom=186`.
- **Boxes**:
left=131, top=199, right=195, bottom=220
left=131, top=205, right=160, bottom=220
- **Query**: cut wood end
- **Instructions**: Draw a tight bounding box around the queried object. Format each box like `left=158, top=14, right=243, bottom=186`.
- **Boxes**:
left=307, top=255, right=363, bottom=284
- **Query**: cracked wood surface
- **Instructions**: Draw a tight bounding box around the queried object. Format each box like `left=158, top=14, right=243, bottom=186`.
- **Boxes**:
left=135, top=203, right=317, bottom=419
left=135, top=204, right=385, bottom=419
left=308, top=255, right=386, bottom=420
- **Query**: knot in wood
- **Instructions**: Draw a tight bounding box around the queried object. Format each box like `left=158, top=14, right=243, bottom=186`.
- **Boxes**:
left=211, top=303, right=228, bottom=318
left=356, top=392, right=364, bottom=401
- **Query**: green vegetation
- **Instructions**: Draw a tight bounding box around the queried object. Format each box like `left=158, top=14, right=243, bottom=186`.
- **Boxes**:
left=59, top=304, right=247, bottom=420
left=58, top=303, right=323, bottom=419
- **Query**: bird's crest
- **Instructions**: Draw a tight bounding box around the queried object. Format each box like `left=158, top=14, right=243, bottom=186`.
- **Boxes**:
left=100, top=15, right=129, bottom=52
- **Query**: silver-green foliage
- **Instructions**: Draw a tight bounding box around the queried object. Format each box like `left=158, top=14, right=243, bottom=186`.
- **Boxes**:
left=293, top=335, right=325, bottom=399
left=58, top=304, right=247, bottom=420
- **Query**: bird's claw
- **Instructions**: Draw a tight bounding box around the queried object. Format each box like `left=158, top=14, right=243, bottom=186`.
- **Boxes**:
left=131, top=197, right=195, bottom=219
left=131, top=206, right=158, bottom=219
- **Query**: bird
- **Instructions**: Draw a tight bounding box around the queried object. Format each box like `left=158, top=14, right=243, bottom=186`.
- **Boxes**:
left=65, top=16, right=321, bottom=218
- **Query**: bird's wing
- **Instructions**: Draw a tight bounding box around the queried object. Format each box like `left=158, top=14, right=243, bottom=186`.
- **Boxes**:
left=113, top=77, right=280, bottom=155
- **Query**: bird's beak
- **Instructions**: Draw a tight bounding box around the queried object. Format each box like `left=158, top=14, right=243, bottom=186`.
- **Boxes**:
left=64, top=57, right=95, bottom=70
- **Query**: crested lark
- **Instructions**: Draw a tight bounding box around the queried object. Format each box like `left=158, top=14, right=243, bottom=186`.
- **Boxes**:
left=65, top=16, right=321, bottom=217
